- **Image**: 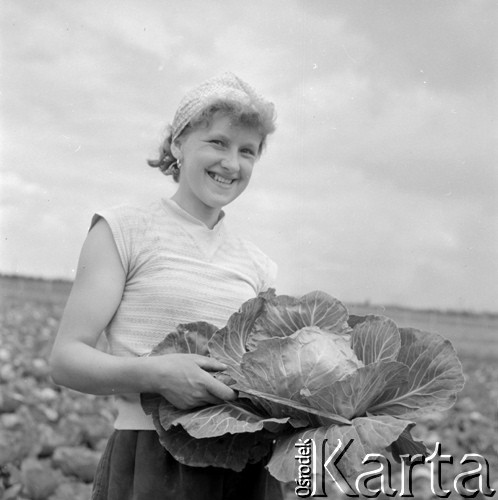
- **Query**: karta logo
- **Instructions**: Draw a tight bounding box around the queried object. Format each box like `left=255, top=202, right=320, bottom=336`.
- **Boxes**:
left=294, top=438, right=496, bottom=498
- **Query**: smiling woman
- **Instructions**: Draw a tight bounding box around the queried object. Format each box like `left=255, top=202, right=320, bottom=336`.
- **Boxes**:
left=49, top=73, right=282, bottom=500
left=146, top=75, right=276, bottom=229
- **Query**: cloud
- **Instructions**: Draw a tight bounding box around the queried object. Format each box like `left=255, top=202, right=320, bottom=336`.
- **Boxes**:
left=303, top=0, right=498, bottom=92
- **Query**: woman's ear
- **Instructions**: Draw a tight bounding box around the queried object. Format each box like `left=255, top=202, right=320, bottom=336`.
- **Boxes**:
left=171, top=140, right=182, bottom=160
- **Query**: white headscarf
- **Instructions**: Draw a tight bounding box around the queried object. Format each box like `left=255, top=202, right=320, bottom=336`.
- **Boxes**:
left=170, top=72, right=275, bottom=142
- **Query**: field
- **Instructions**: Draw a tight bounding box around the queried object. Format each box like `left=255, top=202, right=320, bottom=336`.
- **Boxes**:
left=1, top=275, right=497, bottom=499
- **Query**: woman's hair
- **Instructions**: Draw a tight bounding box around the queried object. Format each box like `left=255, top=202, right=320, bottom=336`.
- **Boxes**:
left=147, top=73, right=276, bottom=183
left=146, top=126, right=179, bottom=181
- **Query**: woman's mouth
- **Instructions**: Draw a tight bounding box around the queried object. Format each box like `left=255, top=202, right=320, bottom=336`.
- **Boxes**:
left=208, top=172, right=234, bottom=185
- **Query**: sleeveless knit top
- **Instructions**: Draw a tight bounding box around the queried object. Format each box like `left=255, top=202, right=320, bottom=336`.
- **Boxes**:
left=91, top=198, right=277, bottom=429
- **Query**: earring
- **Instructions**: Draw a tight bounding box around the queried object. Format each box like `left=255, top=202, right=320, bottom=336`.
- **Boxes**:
left=164, top=158, right=181, bottom=176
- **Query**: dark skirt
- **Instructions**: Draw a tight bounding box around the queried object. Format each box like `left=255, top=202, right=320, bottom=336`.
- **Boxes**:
left=92, top=430, right=284, bottom=500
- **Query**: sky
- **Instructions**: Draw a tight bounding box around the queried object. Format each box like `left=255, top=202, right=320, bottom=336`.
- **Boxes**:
left=1, top=0, right=497, bottom=312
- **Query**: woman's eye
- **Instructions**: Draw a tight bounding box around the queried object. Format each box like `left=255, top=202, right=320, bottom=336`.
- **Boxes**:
left=241, top=148, right=256, bottom=157
left=210, top=140, right=225, bottom=147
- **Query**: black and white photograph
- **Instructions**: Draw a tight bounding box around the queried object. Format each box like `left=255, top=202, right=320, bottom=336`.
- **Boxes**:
left=1, top=1, right=497, bottom=499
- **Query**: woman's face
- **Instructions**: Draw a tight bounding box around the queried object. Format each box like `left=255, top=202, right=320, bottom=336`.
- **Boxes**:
left=171, top=112, right=263, bottom=222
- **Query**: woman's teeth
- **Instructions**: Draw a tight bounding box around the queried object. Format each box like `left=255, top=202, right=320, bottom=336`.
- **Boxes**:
left=209, top=172, right=233, bottom=185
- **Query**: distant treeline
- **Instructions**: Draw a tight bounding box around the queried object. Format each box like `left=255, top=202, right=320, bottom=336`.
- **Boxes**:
left=0, top=273, right=73, bottom=300
left=348, top=300, right=498, bottom=321
left=0, top=273, right=72, bottom=286
left=1, top=273, right=496, bottom=319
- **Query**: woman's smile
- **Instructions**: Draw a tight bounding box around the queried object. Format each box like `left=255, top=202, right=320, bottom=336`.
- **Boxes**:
left=207, top=171, right=235, bottom=186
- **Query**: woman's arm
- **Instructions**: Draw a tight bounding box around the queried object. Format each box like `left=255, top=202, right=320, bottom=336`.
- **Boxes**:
left=50, top=219, right=236, bottom=409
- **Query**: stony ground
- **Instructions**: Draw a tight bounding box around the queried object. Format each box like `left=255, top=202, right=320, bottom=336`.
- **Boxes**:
left=1, top=277, right=497, bottom=499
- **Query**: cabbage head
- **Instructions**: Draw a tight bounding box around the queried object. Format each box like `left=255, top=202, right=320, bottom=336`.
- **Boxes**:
left=141, top=289, right=464, bottom=483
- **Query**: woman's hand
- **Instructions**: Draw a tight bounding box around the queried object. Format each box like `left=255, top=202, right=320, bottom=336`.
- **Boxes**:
left=146, top=353, right=237, bottom=410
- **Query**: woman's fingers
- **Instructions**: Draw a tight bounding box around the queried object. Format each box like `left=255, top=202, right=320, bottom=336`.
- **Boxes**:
left=191, top=355, right=237, bottom=401
left=202, top=373, right=237, bottom=402
left=191, top=355, right=228, bottom=372
left=152, top=353, right=237, bottom=409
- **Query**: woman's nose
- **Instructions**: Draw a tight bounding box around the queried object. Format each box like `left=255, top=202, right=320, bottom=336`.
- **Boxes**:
left=220, top=150, right=240, bottom=171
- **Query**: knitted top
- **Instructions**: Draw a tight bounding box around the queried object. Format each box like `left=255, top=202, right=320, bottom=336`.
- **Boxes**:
left=91, top=198, right=277, bottom=429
